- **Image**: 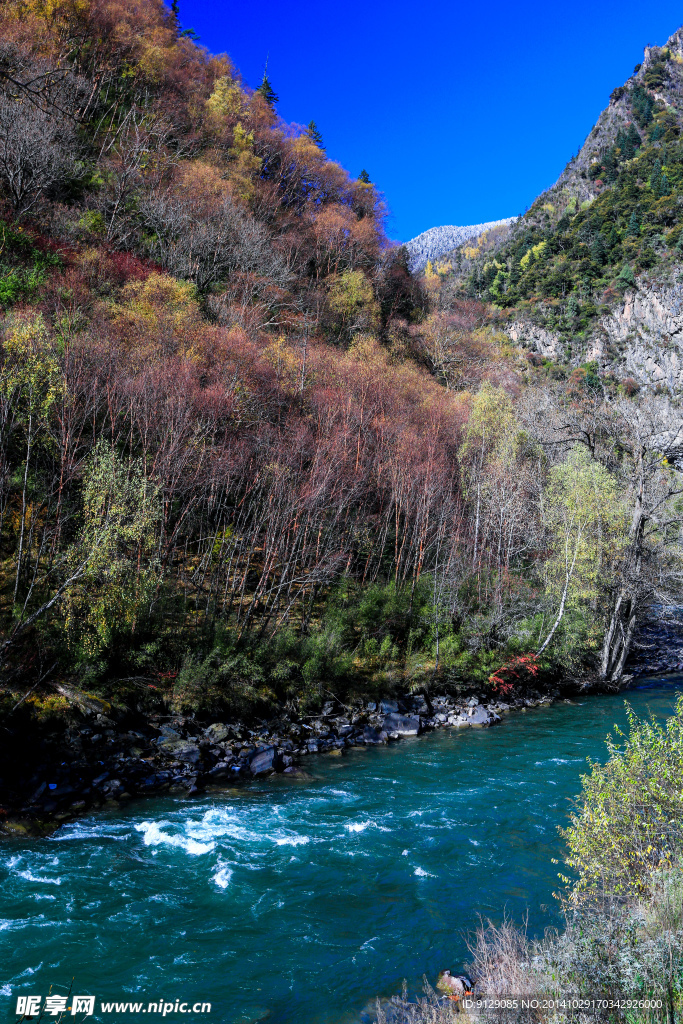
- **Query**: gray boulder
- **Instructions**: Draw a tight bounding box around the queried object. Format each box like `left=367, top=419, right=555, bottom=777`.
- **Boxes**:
left=380, top=699, right=399, bottom=714
left=363, top=725, right=388, bottom=745
left=468, top=707, right=496, bottom=728
left=204, top=722, right=230, bottom=742
left=156, top=736, right=202, bottom=763
left=249, top=746, right=284, bottom=775
left=383, top=713, right=420, bottom=737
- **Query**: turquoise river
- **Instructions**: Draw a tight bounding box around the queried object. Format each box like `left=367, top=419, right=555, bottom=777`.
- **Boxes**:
left=2, top=681, right=682, bottom=1024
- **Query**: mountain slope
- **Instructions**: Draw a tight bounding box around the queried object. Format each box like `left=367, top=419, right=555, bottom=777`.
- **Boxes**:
left=405, top=218, right=517, bottom=272
left=438, top=25, right=683, bottom=391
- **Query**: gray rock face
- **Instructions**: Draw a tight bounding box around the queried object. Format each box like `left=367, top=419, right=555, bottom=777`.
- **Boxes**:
left=383, top=713, right=420, bottom=737
left=507, top=277, right=683, bottom=394
left=405, top=218, right=517, bottom=273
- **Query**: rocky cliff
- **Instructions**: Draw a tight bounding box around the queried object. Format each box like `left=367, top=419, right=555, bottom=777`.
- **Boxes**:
left=508, top=273, right=683, bottom=392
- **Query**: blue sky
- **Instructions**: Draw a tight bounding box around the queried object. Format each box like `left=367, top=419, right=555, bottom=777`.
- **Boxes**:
left=179, top=1, right=683, bottom=243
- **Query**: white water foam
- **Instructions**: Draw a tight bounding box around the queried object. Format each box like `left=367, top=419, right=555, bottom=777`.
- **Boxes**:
left=414, top=867, right=435, bottom=877
left=134, top=822, right=215, bottom=856
left=274, top=836, right=309, bottom=846
left=212, top=864, right=234, bottom=889
left=17, top=871, right=61, bottom=885
left=345, top=821, right=372, bottom=833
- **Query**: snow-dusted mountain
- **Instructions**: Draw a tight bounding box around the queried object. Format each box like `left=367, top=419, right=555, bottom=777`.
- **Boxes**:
left=404, top=218, right=518, bottom=272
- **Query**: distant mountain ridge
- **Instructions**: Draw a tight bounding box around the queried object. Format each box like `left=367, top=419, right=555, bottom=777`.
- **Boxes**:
left=404, top=218, right=518, bottom=272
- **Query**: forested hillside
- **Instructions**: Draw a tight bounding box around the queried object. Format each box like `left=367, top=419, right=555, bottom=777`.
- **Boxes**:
left=0, top=0, right=681, bottom=728
left=458, top=28, right=683, bottom=372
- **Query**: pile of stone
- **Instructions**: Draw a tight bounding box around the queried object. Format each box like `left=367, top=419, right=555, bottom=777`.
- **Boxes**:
left=5, top=689, right=558, bottom=833
left=148, top=693, right=511, bottom=785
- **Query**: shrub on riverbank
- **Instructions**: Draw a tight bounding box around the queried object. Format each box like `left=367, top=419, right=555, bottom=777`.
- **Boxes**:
left=382, top=699, right=683, bottom=1024
left=465, top=699, right=683, bottom=1021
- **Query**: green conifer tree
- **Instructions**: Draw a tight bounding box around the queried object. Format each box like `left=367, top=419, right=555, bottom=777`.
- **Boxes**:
left=591, top=234, right=607, bottom=265
left=305, top=121, right=324, bottom=148
left=358, top=169, right=371, bottom=184
left=608, top=225, right=619, bottom=249
left=627, top=210, right=640, bottom=236
left=257, top=68, right=278, bottom=108
left=650, top=157, right=662, bottom=195
left=619, top=122, right=641, bottom=160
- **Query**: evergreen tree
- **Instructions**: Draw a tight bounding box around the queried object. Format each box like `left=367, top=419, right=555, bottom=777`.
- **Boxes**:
left=650, top=157, right=662, bottom=195
left=619, top=122, right=641, bottom=160
left=617, top=264, right=636, bottom=288
left=566, top=293, right=579, bottom=322
left=591, top=234, right=607, bottom=265
left=305, top=121, right=324, bottom=148
left=257, top=71, right=278, bottom=108
left=627, top=210, right=640, bottom=236
left=358, top=169, right=371, bottom=184
left=658, top=172, right=670, bottom=198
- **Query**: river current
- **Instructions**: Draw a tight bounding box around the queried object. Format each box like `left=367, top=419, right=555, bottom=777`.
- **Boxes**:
left=2, top=681, right=681, bottom=1024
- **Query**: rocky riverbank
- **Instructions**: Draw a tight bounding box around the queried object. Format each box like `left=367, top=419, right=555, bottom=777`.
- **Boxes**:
left=0, top=687, right=564, bottom=837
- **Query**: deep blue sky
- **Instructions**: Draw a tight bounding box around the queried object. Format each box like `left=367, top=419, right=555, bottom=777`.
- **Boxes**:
left=179, top=1, right=683, bottom=243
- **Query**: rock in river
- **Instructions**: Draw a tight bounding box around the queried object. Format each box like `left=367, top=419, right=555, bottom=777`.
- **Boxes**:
left=382, top=713, right=420, bottom=737
left=468, top=707, right=497, bottom=728
left=363, top=725, right=388, bottom=745
left=249, top=746, right=284, bottom=775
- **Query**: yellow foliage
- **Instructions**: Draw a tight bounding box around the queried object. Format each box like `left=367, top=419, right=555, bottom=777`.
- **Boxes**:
left=26, top=694, right=71, bottom=719
left=519, top=241, right=546, bottom=270
left=425, top=259, right=452, bottom=280
left=348, top=332, right=383, bottom=365
left=328, top=270, right=380, bottom=336
left=112, top=273, right=200, bottom=358
left=264, top=334, right=300, bottom=387
left=205, top=77, right=244, bottom=120
left=462, top=245, right=479, bottom=260
left=2, top=313, right=62, bottom=414
left=291, top=135, right=325, bottom=161
left=136, top=43, right=167, bottom=83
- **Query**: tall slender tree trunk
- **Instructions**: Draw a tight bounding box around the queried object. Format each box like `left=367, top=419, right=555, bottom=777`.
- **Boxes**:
left=14, top=409, right=32, bottom=604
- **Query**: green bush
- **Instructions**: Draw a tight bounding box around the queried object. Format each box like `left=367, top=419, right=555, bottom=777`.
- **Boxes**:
left=561, top=696, right=683, bottom=909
